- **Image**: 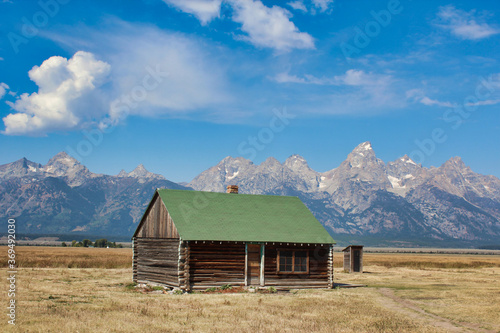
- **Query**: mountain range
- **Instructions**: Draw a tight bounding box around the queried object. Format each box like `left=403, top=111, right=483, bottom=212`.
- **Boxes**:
left=1, top=142, right=499, bottom=247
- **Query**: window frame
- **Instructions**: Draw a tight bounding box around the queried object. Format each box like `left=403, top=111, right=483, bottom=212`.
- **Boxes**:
left=276, top=249, right=310, bottom=274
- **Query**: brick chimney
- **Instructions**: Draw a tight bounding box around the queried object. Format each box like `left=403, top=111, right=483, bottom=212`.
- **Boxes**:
left=226, top=185, right=238, bottom=194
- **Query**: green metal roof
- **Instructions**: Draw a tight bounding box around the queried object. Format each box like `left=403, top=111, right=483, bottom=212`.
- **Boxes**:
left=157, top=189, right=335, bottom=244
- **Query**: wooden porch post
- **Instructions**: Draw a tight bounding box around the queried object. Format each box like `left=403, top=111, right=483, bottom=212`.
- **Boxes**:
left=260, top=244, right=265, bottom=287
left=244, top=243, right=248, bottom=286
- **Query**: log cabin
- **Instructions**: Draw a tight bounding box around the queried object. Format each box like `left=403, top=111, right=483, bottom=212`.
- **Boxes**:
left=132, top=185, right=336, bottom=291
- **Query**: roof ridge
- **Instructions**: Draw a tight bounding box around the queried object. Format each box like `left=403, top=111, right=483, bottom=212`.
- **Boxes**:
left=156, top=188, right=300, bottom=199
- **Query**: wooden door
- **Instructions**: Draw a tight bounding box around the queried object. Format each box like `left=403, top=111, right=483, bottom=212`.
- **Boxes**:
left=353, top=250, right=360, bottom=272
left=247, top=244, right=260, bottom=285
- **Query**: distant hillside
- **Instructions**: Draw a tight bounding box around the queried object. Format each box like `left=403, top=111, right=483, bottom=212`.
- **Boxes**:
left=1, top=143, right=499, bottom=247
left=188, top=142, right=500, bottom=247
left=0, top=152, right=189, bottom=236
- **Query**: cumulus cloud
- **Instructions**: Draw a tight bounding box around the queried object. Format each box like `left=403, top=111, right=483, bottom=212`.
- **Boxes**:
left=3, top=51, right=110, bottom=135
left=229, top=0, right=315, bottom=51
left=311, top=0, right=333, bottom=12
left=287, top=1, right=307, bottom=12
left=8, top=22, right=234, bottom=135
left=162, top=0, right=314, bottom=51
left=436, top=5, right=500, bottom=40
left=162, top=0, right=222, bottom=25
left=0, top=82, right=9, bottom=99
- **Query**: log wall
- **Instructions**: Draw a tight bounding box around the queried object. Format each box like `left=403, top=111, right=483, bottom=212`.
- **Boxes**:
left=133, top=238, right=334, bottom=290
left=188, top=242, right=246, bottom=290
left=264, top=244, right=331, bottom=289
left=133, top=238, right=180, bottom=287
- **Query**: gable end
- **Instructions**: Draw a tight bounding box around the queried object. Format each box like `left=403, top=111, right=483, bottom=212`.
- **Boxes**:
left=133, top=191, right=179, bottom=239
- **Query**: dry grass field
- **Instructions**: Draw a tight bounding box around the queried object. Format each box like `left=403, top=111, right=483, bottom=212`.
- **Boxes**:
left=1, top=247, right=499, bottom=332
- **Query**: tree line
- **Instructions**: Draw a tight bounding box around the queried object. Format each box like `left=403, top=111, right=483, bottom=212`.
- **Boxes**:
left=61, top=239, right=123, bottom=248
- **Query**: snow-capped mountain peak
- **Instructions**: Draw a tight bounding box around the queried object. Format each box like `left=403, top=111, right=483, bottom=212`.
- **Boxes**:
left=399, top=154, right=417, bottom=165
left=284, top=154, right=309, bottom=170
left=355, top=141, right=373, bottom=151
left=127, top=164, right=165, bottom=182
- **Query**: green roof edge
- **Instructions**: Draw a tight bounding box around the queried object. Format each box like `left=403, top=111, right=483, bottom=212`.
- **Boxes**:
left=156, top=188, right=336, bottom=244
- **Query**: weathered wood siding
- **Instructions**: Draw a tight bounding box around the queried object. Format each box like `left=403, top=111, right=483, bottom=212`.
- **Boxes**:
left=133, top=238, right=180, bottom=287
left=343, top=246, right=363, bottom=273
left=343, top=248, right=351, bottom=271
left=188, top=242, right=246, bottom=290
left=135, top=193, right=179, bottom=239
left=264, top=244, right=331, bottom=289
left=133, top=238, right=137, bottom=281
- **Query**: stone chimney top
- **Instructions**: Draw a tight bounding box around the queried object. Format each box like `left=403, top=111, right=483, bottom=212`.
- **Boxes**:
left=226, top=185, right=239, bottom=194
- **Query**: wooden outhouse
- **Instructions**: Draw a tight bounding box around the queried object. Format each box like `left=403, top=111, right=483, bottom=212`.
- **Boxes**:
left=132, top=186, right=336, bottom=291
left=342, top=245, right=363, bottom=273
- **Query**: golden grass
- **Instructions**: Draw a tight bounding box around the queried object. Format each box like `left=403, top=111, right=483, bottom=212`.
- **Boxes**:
left=0, top=246, right=132, bottom=268
left=362, top=253, right=500, bottom=269
left=2, top=268, right=442, bottom=333
left=336, top=265, right=500, bottom=331
left=5, top=246, right=498, bottom=270
left=1, top=247, right=499, bottom=332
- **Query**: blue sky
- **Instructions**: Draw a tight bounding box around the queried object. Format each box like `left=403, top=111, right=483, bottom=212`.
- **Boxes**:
left=0, top=0, right=499, bottom=182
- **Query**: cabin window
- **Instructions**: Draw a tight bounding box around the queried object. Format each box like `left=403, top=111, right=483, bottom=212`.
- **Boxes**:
left=278, top=250, right=309, bottom=273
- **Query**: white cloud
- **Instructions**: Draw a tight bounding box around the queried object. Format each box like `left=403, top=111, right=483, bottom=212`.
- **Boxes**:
left=465, top=99, right=500, bottom=107
left=273, top=69, right=389, bottom=86
left=340, top=69, right=381, bottom=86
left=0, top=57, right=4, bottom=61
left=0, top=82, right=9, bottom=99
left=287, top=1, right=307, bottom=12
left=229, top=0, right=314, bottom=51
left=311, top=0, right=333, bottom=12
left=273, top=72, right=332, bottom=84
left=274, top=72, right=307, bottom=83
left=419, top=96, right=455, bottom=108
left=406, top=89, right=456, bottom=108
left=273, top=69, right=402, bottom=113
left=160, top=0, right=314, bottom=51
left=333, top=70, right=400, bottom=110
left=162, top=0, right=222, bottom=25
left=3, top=51, right=110, bottom=135
left=19, top=22, right=233, bottom=135
left=436, top=5, right=500, bottom=40
left=102, top=24, right=230, bottom=122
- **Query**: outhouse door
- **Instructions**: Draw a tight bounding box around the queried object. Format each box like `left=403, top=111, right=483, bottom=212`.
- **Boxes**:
left=353, top=249, right=361, bottom=272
